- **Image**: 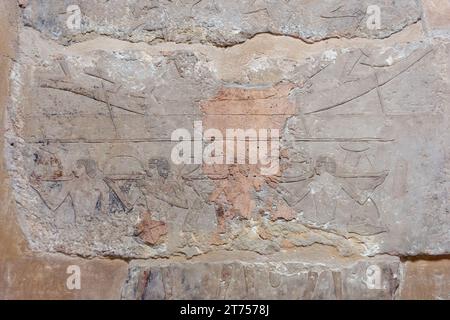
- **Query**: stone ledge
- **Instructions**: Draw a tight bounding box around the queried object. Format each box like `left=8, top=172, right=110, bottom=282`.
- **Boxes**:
left=122, top=258, right=401, bottom=300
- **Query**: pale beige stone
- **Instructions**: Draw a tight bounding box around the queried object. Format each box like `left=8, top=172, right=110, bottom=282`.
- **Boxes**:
left=422, top=0, right=450, bottom=30
left=0, top=255, right=128, bottom=300
left=0, top=0, right=128, bottom=301
left=400, top=258, right=450, bottom=300
left=1, top=0, right=449, bottom=300
left=122, top=257, right=401, bottom=300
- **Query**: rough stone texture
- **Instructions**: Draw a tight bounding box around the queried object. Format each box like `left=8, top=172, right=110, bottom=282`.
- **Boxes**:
left=0, top=254, right=128, bottom=300
left=122, top=257, right=401, bottom=300
left=0, top=0, right=128, bottom=300
left=1, top=0, right=449, bottom=299
left=422, top=0, right=450, bottom=37
left=400, top=258, right=450, bottom=300
left=22, top=0, right=422, bottom=46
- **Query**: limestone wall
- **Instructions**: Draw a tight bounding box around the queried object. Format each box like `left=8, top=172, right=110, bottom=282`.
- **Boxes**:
left=1, top=0, right=449, bottom=300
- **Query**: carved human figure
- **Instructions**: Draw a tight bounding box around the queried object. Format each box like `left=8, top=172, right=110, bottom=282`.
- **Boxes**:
left=307, top=156, right=342, bottom=224
left=278, top=155, right=387, bottom=235
left=31, top=159, right=110, bottom=223
left=137, top=158, right=189, bottom=210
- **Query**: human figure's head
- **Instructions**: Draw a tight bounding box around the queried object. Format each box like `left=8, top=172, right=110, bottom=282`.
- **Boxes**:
left=74, top=159, right=98, bottom=178
left=147, top=158, right=170, bottom=179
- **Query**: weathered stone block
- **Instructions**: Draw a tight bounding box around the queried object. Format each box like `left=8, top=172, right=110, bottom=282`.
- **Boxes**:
left=121, top=257, right=401, bottom=300
left=0, top=255, right=128, bottom=300
left=400, top=258, right=450, bottom=300
left=1, top=0, right=449, bottom=300
left=22, top=0, right=422, bottom=45
left=422, top=0, right=450, bottom=37
left=7, top=27, right=449, bottom=259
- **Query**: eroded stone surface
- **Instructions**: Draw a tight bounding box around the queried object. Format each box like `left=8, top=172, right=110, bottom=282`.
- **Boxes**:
left=422, top=0, right=450, bottom=37
left=22, top=0, right=421, bottom=46
left=0, top=254, right=128, bottom=300
left=121, top=257, right=401, bottom=299
left=1, top=0, right=450, bottom=300
left=0, top=1, right=126, bottom=300
left=6, top=25, right=449, bottom=259
left=400, top=258, right=450, bottom=300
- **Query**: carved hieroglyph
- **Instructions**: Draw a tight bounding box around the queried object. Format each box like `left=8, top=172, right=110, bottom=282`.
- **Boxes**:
left=3, top=0, right=450, bottom=298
